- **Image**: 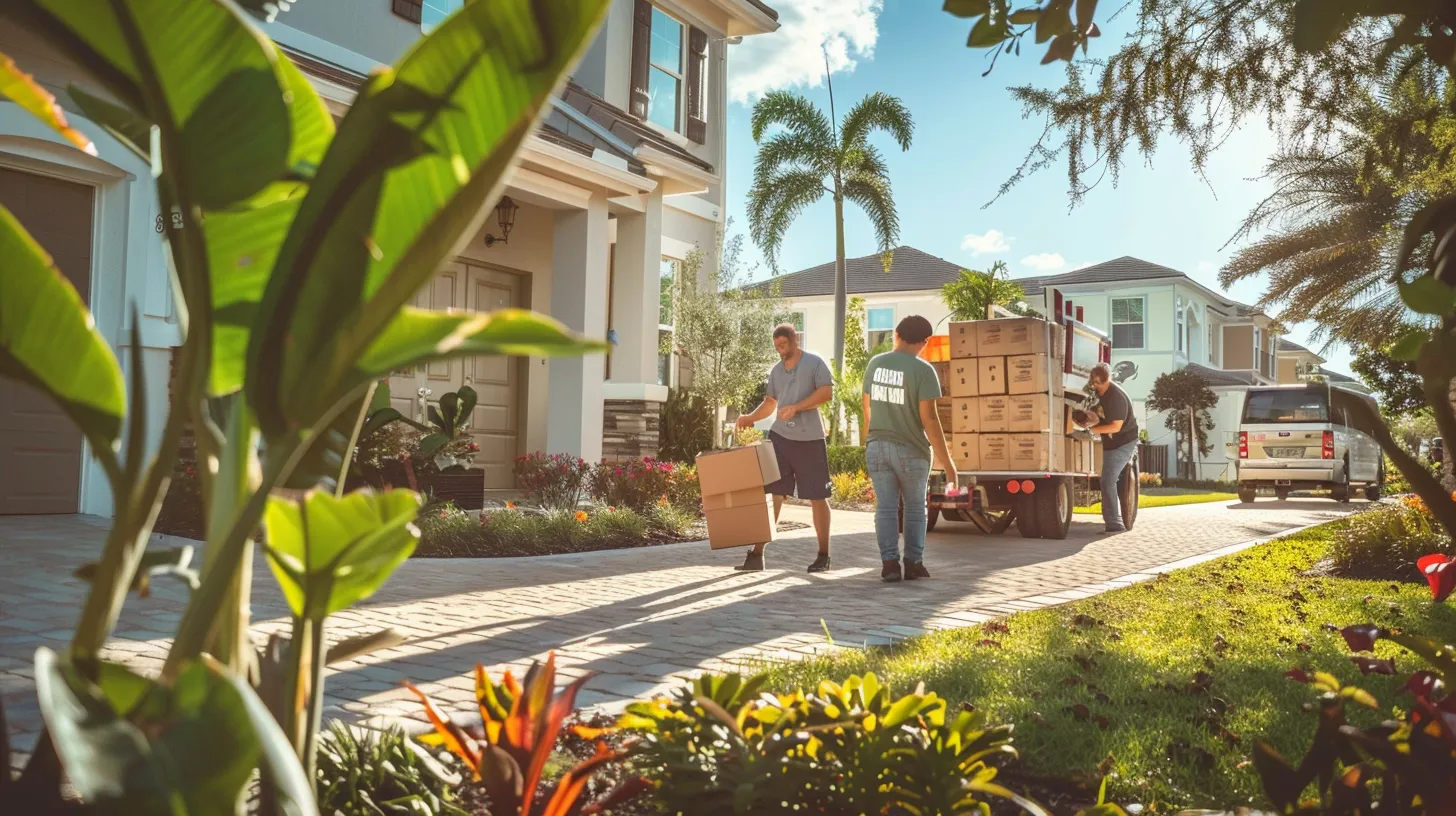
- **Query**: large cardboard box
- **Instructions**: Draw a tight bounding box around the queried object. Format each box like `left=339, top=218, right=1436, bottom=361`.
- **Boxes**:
left=979, top=433, right=1011, bottom=471
left=696, top=443, right=780, bottom=495
left=1009, top=432, right=1059, bottom=471
left=977, top=356, right=1007, bottom=395
left=703, top=498, right=777, bottom=550
left=949, top=321, right=979, bottom=359
left=936, top=397, right=954, bottom=429
left=948, top=361, right=980, bottom=397
left=978, top=395, right=1009, bottom=433
left=952, top=433, right=981, bottom=471
left=1007, top=353, right=1063, bottom=396
left=977, top=317, right=1057, bottom=357
left=696, top=442, right=781, bottom=549
left=1063, top=435, right=1095, bottom=473
left=951, top=397, right=978, bottom=433
left=1008, top=394, right=1049, bottom=433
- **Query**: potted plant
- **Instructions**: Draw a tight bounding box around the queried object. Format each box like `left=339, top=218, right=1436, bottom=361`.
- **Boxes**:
left=413, top=386, right=485, bottom=509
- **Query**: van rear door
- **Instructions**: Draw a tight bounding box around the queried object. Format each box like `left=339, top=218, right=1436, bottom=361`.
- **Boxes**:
left=1241, top=386, right=1331, bottom=462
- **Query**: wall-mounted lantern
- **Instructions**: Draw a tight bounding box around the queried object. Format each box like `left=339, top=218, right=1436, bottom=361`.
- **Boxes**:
left=483, top=196, right=518, bottom=248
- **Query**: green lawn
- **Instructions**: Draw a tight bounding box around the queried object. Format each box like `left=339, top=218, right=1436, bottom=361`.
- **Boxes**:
left=759, top=522, right=1456, bottom=811
left=1075, top=490, right=1236, bottom=513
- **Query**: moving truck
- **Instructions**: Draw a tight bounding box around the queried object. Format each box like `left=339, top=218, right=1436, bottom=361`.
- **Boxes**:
left=915, top=292, right=1139, bottom=540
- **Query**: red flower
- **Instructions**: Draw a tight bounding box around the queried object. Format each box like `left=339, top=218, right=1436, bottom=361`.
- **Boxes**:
left=1350, top=656, right=1397, bottom=675
left=1341, top=624, right=1383, bottom=653
left=1418, top=554, right=1456, bottom=602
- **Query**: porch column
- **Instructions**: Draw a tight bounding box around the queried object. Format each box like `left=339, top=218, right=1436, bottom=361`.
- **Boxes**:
left=608, top=191, right=664, bottom=384
left=546, top=196, right=610, bottom=462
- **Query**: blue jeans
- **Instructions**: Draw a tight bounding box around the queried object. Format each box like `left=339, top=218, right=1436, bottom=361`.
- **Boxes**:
left=1100, top=443, right=1138, bottom=528
left=866, top=439, right=931, bottom=563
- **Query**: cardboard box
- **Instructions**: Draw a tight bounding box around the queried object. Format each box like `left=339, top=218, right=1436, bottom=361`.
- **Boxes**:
left=703, top=497, right=777, bottom=550
left=952, top=433, right=981, bottom=471
left=977, top=317, right=1056, bottom=357
left=931, top=361, right=951, bottom=392
left=1006, top=394, right=1046, bottom=433
left=1063, top=435, right=1095, bottom=473
left=695, top=442, right=780, bottom=496
left=1008, top=432, right=1059, bottom=471
left=978, top=395, right=1010, bottom=433
left=952, top=397, right=978, bottom=434
left=702, top=486, right=767, bottom=513
left=948, top=361, right=980, bottom=397
left=977, top=356, right=1007, bottom=395
left=936, top=397, right=954, bottom=427
left=1007, top=353, right=1063, bottom=396
left=949, top=321, right=979, bottom=359
left=979, top=434, right=1011, bottom=471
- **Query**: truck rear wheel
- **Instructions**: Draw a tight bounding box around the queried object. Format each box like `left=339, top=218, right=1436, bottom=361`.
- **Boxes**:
left=1238, top=485, right=1257, bottom=503
left=1033, top=478, right=1073, bottom=540
left=1015, top=494, right=1041, bottom=539
left=1118, top=461, right=1139, bottom=531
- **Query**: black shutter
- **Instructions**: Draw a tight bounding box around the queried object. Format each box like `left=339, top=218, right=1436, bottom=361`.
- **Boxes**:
left=685, top=27, right=708, bottom=143
left=629, top=0, right=652, bottom=119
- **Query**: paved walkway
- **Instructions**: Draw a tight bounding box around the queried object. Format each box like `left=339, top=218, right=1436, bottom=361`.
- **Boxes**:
left=1, top=498, right=1361, bottom=758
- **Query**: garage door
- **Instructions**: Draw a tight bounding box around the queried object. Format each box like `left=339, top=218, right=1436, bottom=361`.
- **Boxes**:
left=0, top=167, right=94, bottom=514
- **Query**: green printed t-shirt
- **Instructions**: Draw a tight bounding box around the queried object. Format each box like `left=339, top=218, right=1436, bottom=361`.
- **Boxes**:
left=862, top=350, right=942, bottom=459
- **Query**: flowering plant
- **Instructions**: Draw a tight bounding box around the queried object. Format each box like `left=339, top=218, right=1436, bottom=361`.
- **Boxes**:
left=591, top=457, right=683, bottom=513
left=514, top=452, right=593, bottom=510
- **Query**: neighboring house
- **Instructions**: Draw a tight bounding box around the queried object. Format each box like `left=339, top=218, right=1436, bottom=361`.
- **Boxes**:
left=0, top=0, right=778, bottom=516
left=1016, top=257, right=1370, bottom=481
left=1277, top=338, right=1372, bottom=394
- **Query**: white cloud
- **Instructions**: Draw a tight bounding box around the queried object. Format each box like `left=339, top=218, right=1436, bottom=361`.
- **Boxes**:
left=1070, top=261, right=1094, bottom=271
left=1021, top=253, right=1066, bottom=272
left=960, top=229, right=1011, bottom=256
left=728, top=0, right=884, bottom=104
left=1196, top=260, right=1217, bottom=275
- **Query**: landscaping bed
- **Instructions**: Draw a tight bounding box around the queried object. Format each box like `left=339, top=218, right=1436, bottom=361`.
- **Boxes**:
left=1075, top=489, right=1237, bottom=514
left=754, top=516, right=1456, bottom=811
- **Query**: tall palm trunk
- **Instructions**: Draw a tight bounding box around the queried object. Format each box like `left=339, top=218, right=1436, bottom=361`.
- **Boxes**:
left=832, top=192, right=847, bottom=445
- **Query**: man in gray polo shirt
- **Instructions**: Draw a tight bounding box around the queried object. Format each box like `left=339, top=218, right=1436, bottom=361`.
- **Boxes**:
left=733, top=324, right=834, bottom=572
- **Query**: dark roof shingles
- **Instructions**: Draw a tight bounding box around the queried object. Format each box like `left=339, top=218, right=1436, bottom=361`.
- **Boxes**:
left=557, top=82, right=714, bottom=173
left=744, top=246, right=967, bottom=298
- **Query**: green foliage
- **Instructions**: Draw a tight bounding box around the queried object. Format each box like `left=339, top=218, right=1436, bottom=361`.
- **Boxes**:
left=620, top=671, right=1046, bottom=815
left=1146, top=369, right=1217, bottom=478
left=941, top=261, right=1033, bottom=321
left=831, top=471, right=875, bottom=505
left=658, top=388, right=715, bottom=463
left=1256, top=625, right=1456, bottom=813
left=405, top=654, right=647, bottom=816
left=415, top=503, right=678, bottom=558
left=315, top=722, right=466, bottom=816
left=827, top=445, right=867, bottom=476
left=0, top=0, right=608, bottom=808
left=1352, top=345, right=1429, bottom=418
left=947, top=0, right=1104, bottom=69
left=513, top=452, right=593, bottom=510
left=590, top=457, right=692, bottom=513
left=669, top=232, right=783, bottom=440
left=1330, top=498, right=1453, bottom=581
left=415, top=385, right=478, bottom=470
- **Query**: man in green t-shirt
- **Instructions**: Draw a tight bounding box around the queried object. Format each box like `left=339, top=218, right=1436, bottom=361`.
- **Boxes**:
left=860, top=315, right=956, bottom=582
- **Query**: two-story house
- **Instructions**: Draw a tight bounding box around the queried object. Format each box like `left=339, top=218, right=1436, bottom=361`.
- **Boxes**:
left=0, top=0, right=778, bottom=516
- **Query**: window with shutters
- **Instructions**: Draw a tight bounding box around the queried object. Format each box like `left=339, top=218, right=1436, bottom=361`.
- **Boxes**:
left=1110, top=297, right=1145, bottom=349
left=646, top=7, right=684, bottom=131
left=631, top=1, right=708, bottom=142
left=392, top=0, right=422, bottom=23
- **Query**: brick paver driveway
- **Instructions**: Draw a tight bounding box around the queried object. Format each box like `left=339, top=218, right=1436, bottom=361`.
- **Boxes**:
left=2, top=498, right=1360, bottom=758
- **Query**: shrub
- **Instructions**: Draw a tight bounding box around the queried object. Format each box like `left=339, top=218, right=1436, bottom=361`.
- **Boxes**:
left=645, top=500, right=696, bottom=537
left=831, top=471, right=874, bottom=505
left=514, top=452, right=593, bottom=510
left=1330, top=501, right=1453, bottom=580
left=620, top=673, right=1043, bottom=816
left=666, top=463, right=702, bottom=510
left=1138, top=471, right=1163, bottom=487
left=582, top=504, right=650, bottom=544
left=733, top=426, right=764, bottom=446
left=827, top=445, right=867, bottom=476
left=315, top=722, right=465, bottom=816
left=590, top=457, right=682, bottom=513
left=659, top=388, right=715, bottom=463
left=1160, top=477, right=1234, bottom=491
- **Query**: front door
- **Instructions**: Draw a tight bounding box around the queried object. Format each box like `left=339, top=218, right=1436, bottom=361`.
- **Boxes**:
left=0, top=167, right=94, bottom=514
left=387, top=260, right=524, bottom=491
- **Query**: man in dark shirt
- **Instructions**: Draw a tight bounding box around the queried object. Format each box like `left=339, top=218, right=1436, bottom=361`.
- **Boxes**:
left=1086, top=362, right=1139, bottom=533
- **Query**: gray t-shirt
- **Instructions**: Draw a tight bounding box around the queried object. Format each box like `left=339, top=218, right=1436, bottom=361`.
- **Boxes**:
left=766, top=352, right=833, bottom=441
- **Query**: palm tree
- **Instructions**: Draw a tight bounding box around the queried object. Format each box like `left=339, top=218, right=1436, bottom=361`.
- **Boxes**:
left=941, top=261, right=1031, bottom=321
left=1219, top=64, right=1456, bottom=349
left=747, top=86, right=913, bottom=379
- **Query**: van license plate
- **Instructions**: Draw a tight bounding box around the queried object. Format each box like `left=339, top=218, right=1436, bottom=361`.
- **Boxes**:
left=1268, top=447, right=1305, bottom=458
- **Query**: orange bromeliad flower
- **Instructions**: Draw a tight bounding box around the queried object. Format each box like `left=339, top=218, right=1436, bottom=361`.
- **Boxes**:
left=575, top=510, right=588, bottom=523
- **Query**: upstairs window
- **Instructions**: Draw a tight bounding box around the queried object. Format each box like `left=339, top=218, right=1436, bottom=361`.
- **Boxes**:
left=1176, top=296, right=1185, bottom=353
left=867, top=307, right=895, bottom=350
left=1110, top=297, right=1145, bottom=349
left=630, top=1, right=709, bottom=143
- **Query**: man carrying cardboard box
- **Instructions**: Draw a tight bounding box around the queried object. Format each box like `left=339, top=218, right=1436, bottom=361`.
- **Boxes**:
left=1085, top=362, right=1139, bottom=533
left=861, top=316, right=957, bottom=582
left=733, top=324, right=835, bottom=572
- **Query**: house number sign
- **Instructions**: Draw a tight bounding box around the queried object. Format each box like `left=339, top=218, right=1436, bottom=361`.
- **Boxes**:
left=155, top=211, right=184, bottom=233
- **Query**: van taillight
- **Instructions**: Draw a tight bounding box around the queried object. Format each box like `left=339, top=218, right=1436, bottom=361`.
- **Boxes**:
left=1322, top=430, right=1334, bottom=459
left=1239, top=431, right=1248, bottom=459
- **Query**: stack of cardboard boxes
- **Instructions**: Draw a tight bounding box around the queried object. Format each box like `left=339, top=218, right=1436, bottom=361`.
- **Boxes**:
left=941, top=317, right=1100, bottom=473
left=695, top=442, right=780, bottom=549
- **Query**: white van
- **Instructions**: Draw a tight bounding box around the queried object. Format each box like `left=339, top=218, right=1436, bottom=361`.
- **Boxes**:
left=1234, top=382, right=1383, bottom=503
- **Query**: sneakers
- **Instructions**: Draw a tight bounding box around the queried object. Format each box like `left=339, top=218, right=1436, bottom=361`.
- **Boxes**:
left=807, top=553, right=831, bottom=573
left=1102, top=525, right=1127, bottom=534
left=881, top=560, right=902, bottom=582
left=904, top=561, right=931, bottom=580
left=735, top=551, right=765, bottom=571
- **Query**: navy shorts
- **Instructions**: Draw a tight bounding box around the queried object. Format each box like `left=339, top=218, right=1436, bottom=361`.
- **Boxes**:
left=764, top=432, right=832, bottom=500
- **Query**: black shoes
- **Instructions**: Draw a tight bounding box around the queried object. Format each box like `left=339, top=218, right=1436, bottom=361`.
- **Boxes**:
left=807, top=553, right=831, bottom=573
left=735, top=551, right=765, bottom=571
left=881, top=560, right=902, bottom=582
left=904, top=561, right=931, bottom=580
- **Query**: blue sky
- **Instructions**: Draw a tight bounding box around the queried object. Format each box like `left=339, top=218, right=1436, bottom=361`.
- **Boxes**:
left=721, top=0, right=1356, bottom=375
